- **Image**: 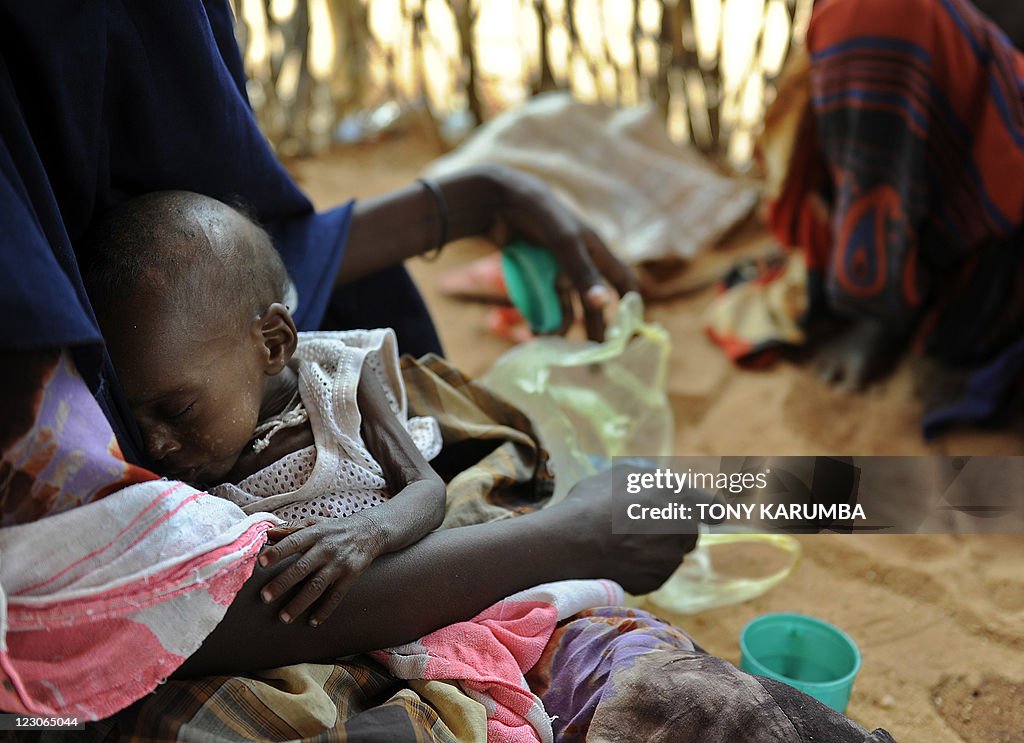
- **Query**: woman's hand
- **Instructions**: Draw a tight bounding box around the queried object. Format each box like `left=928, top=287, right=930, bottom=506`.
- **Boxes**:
left=343, top=165, right=639, bottom=342
left=482, top=165, right=639, bottom=341
left=553, top=465, right=720, bottom=595
left=256, top=368, right=446, bottom=629
left=258, top=511, right=386, bottom=627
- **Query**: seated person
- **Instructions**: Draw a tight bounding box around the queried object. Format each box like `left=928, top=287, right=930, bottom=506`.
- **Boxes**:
left=801, top=0, right=1024, bottom=401
left=72, top=192, right=900, bottom=743
left=83, top=190, right=450, bottom=625
left=713, top=0, right=1024, bottom=436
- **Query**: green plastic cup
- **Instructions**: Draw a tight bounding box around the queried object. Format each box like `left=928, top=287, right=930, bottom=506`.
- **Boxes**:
left=740, top=612, right=862, bottom=713
left=501, top=241, right=563, bottom=334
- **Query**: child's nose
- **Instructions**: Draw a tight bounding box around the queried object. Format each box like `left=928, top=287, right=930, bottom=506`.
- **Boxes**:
left=145, top=426, right=182, bottom=461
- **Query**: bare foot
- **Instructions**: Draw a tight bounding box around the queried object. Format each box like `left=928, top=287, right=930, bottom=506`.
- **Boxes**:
left=813, top=317, right=907, bottom=392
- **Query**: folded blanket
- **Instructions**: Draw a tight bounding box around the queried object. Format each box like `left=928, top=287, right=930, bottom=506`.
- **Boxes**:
left=425, top=92, right=758, bottom=264
left=0, top=478, right=276, bottom=719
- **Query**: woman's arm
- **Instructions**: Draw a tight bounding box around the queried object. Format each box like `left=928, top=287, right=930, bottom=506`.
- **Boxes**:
left=173, top=466, right=715, bottom=676
left=341, top=165, right=638, bottom=340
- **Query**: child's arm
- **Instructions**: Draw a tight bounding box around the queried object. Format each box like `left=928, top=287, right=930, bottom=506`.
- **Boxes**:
left=355, top=366, right=447, bottom=551
left=258, top=369, right=446, bottom=627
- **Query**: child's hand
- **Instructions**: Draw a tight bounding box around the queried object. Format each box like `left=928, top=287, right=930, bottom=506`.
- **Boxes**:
left=258, top=513, right=386, bottom=627
left=255, top=366, right=447, bottom=628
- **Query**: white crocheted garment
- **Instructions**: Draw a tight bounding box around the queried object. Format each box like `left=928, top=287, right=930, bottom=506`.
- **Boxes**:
left=212, top=329, right=441, bottom=521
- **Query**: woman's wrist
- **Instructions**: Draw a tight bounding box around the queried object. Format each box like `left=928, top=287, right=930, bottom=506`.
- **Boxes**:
left=341, top=166, right=508, bottom=282
left=525, top=501, right=601, bottom=581
left=434, top=164, right=508, bottom=245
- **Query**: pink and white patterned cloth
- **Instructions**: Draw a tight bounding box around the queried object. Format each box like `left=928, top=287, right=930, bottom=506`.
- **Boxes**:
left=0, top=478, right=276, bottom=719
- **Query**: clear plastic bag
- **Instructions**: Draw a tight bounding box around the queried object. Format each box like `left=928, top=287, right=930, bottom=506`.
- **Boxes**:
left=481, top=292, right=672, bottom=502
left=645, top=529, right=801, bottom=614
left=481, top=292, right=800, bottom=612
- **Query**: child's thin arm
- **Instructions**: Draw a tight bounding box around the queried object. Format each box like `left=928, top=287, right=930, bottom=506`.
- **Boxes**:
left=353, top=367, right=446, bottom=551
left=257, top=369, right=445, bottom=627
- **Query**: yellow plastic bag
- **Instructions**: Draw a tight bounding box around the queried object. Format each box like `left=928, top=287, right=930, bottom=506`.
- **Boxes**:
left=480, top=292, right=800, bottom=612
left=480, top=292, right=672, bottom=502
left=646, top=530, right=801, bottom=614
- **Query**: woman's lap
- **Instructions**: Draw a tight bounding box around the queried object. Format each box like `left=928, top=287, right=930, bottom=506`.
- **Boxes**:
left=49, top=606, right=892, bottom=742
left=1, top=350, right=899, bottom=740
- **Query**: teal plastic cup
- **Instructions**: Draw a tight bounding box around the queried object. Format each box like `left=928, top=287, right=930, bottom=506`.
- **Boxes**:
left=501, top=241, right=563, bottom=334
left=740, top=613, right=862, bottom=713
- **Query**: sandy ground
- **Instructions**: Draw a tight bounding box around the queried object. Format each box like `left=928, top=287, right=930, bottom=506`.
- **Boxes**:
left=286, top=128, right=1024, bottom=743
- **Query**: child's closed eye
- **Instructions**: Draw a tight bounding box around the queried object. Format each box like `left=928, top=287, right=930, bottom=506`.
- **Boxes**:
left=167, top=401, right=197, bottom=421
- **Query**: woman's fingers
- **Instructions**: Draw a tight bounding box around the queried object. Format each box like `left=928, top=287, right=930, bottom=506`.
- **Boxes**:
left=258, top=520, right=379, bottom=623
left=545, top=237, right=611, bottom=341
left=575, top=231, right=637, bottom=342
left=260, top=547, right=324, bottom=608
left=581, top=287, right=607, bottom=342
left=264, top=524, right=302, bottom=544
left=548, top=229, right=609, bottom=304
left=547, top=232, right=613, bottom=341
left=584, top=229, right=638, bottom=297
left=491, top=167, right=640, bottom=341
left=554, top=273, right=576, bottom=337
left=537, top=227, right=637, bottom=342
left=270, top=553, right=367, bottom=625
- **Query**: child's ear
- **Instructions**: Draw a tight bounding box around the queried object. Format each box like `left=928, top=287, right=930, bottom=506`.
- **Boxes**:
left=255, top=303, right=298, bottom=375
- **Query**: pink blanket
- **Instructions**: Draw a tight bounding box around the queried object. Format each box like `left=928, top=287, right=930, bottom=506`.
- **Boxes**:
left=377, top=579, right=624, bottom=743
left=0, top=479, right=276, bottom=719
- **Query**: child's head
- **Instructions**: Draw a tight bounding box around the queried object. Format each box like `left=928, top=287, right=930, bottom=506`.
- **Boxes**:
left=84, top=190, right=298, bottom=483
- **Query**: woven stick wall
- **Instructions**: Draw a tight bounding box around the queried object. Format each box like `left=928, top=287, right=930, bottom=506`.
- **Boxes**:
left=233, top=0, right=812, bottom=170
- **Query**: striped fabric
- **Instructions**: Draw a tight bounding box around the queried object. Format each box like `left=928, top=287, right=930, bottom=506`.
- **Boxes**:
left=0, top=479, right=275, bottom=720
left=0, top=351, right=274, bottom=719
left=708, top=0, right=1024, bottom=431
left=800, top=0, right=1024, bottom=346
left=80, top=660, right=479, bottom=743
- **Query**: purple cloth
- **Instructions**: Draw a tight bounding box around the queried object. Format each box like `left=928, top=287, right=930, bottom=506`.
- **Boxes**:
left=529, top=607, right=895, bottom=742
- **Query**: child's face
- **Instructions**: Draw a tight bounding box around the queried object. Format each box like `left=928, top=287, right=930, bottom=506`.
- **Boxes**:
left=106, top=296, right=268, bottom=485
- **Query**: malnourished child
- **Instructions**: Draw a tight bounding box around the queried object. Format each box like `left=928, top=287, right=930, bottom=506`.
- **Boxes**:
left=82, top=190, right=446, bottom=626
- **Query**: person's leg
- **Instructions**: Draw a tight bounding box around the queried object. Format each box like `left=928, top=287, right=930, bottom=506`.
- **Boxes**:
left=803, top=0, right=935, bottom=387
